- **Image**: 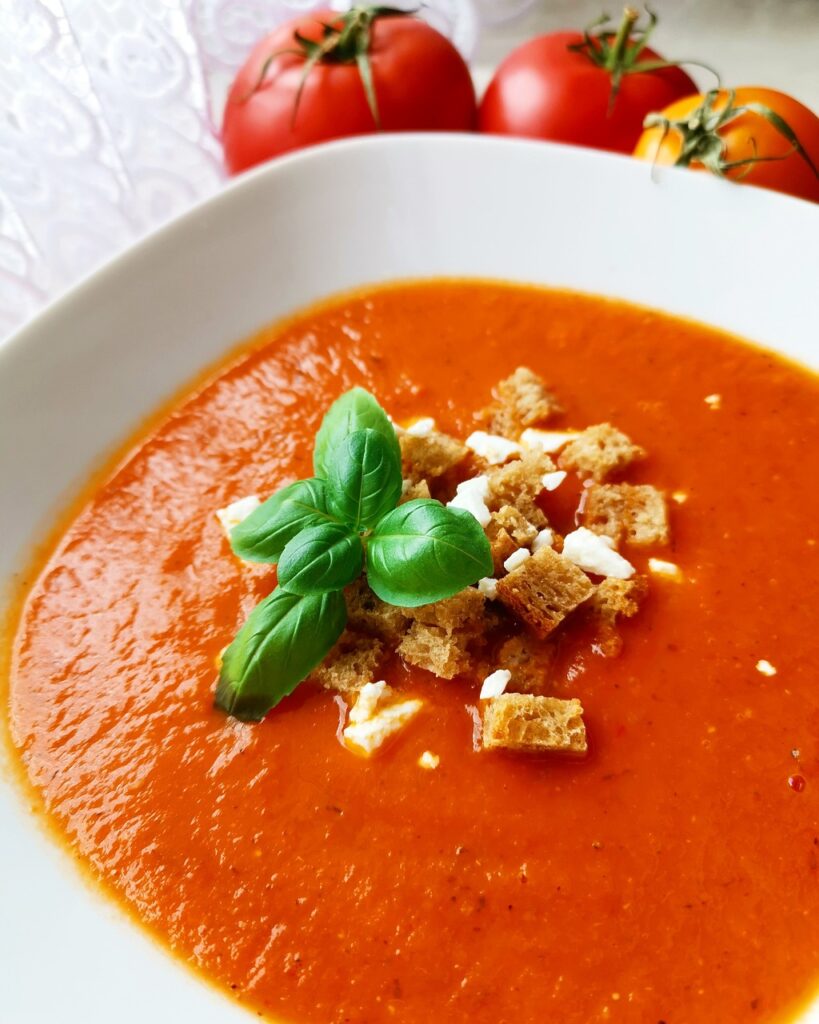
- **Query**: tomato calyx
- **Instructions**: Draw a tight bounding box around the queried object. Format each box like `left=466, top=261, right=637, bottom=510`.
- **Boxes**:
left=643, top=89, right=819, bottom=180
left=569, top=6, right=717, bottom=110
left=249, top=6, right=412, bottom=126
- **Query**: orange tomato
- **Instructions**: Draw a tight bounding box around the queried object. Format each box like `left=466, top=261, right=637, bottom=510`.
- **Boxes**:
left=634, top=87, right=819, bottom=203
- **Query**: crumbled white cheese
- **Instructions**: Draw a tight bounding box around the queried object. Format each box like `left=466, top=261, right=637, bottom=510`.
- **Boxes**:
left=405, top=417, right=436, bottom=437
left=531, top=528, right=554, bottom=553
left=418, top=750, right=440, bottom=770
left=480, top=669, right=511, bottom=699
left=447, top=474, right=491, bottom=527
left=348, top=680, right=388, bottom=724
left=648, top=558, right=683, bottom=580
left=671, top=491, right=688, bottom=504
left=478, top=576, right=499, bottom=599
left=503, top=548, right=531, bottom=573
left=756, top=659, right=777, bottom=677
left=520, top=428, right=579, bottom=454
left=215, top=495, right=261, bottom=537
left=704, top=394, right=722, bottom=409
left=562, top=527, right=635, bottom=579
left=541, top=470, right=567, bottom=491
left=465, top=430, right=522, bottom=465
left=344, top=681, right=423, bottom=756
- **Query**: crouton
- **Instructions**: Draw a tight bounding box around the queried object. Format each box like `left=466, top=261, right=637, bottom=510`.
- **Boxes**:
left=495, top=546, right=594, bottom=639
left=398, top=622, right=470, bottom=679
left=482, top=694, right=587, bottom=754
left=487, top=452, right=554, bottom=527
left=400, top=429, right=468, bottom=481
left=489, top=526, right=519, bottom=575
left=587, top=576, right=649, bottom=657
left=345, top=578, right=408, bottom=644
left=584, top=483, right=670, bottom=547
left=404, top=587, right=486, bottom=632
left=489, top=504, right=539, bottom=546
left=558, top=423, right=645, bottom=481
left=498, top=634, right=557, bottom=695
left=399, top=477, right=432, bottom=504
left=309, top=631, right=386, bottom=696
left=589, top=576, right=649, bottom=624
left=481, top=367, right=563, bottom=436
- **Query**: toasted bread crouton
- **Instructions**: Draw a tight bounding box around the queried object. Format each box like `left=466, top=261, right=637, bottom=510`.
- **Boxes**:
left=584, top=483, right=670, bottom=547
left=310, top=632, right=386, bottom=696
left=496, top=546, right=594, bottom=639
left=404, top=587, right=486, bottom=632
left=398, top=622, right=470, bottom=679
left=558, top=423, right=645, bottom=481
left=590, top=576, right=649, bottom=623
left=400, top=429, right=468, bottom=481
left=489, top=526, right=519, bottom=575
left=481, top=367, right=563, bottom=436
left=487, top=452, right=554, bottom=527
left=399, top=477, right=432, bottom=504
left=490, top=504, right=539, bottom=546
left=483, top=694, right=587, bottom=754
left=345, top=579, right=409, bottom=644
left=498, top=634, right=557, bottom=695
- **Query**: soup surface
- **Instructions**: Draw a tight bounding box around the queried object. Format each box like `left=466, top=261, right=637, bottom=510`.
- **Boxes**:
left=7, top=282, right=819, bottom=1023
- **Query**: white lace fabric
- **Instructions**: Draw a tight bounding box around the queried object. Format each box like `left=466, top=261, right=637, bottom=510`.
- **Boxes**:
left=0, top=0, right=535, bottom=339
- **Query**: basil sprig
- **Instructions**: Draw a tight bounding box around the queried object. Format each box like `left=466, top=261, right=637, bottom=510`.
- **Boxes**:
left=215, top=388, right=492, bottom=722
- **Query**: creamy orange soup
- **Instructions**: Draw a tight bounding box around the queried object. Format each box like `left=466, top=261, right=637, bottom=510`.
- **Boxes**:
left=7, top=281, right=819, bottom=1022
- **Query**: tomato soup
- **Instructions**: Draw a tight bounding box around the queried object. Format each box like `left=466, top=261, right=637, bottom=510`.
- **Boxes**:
left=7, top=281, right=819, bottom=1023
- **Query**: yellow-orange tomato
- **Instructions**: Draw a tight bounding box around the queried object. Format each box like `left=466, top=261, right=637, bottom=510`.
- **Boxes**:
left=634, top=87, right=819, bottom=203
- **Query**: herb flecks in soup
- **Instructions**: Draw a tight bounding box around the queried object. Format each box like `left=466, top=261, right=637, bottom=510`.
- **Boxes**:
left=8, top=282, right=819, bottom=1024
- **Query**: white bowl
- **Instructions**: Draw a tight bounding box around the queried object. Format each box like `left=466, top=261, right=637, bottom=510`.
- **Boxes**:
left=2, top=135, right=818, bottom=1022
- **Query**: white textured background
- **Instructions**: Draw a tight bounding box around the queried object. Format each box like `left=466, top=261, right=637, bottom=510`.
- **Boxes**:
left=1, top=0, right=816, bottom=340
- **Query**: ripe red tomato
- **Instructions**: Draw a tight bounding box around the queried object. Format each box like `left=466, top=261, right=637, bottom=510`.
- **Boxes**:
left=634, top=88, right=819, bottom=203
left=223, top=7, right=476, bottom=174
left=479, top=9, right=699, bottom=154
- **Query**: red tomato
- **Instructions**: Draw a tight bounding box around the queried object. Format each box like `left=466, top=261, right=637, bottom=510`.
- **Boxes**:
left=479, top=9, right=699, bottom=154
left=223, top=7, right=476, bottom=174
left=634, top=88, right=819, bottom=203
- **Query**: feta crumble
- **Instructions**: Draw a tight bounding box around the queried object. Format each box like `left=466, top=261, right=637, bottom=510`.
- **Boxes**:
left=418, top=750, right=440, bottom=770
left=503, top=548, right=531, bottom=573
left=343, top=681, right=423, bottom=756
left=531, top=528, right=554, bottom=553
left=215, top=495, right=261, bottom=538
left=562, top=527, right=635, bottom=579
left=520, top=428, right=579, bottom=454
left=704, top=394, right=722, bottom=409
left=756, top=659, right=777, bottom=677
left=541, top=470, right=567, bottom=491
left=405, top=417, right=436, bottom=437
left=648, top=558, right=683, bottom=580
left=466, top=430, right=522, bottom=465
left=447, top=474, right=491, bottom=527
left=480, top=669, right=511, bottom=699
left=478, top=577, right=499, bottom=599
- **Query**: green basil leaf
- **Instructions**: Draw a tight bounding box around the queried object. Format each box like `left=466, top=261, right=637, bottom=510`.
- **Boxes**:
left=230, top=478, right=337, bottom=564
left=277, top=522, right=363, bottom=596
left=215, top=587, right=346, bottom=722
left=326, top=428, right=402, bottom=530
left=366, top=498, right=493, bottom=607
left=313, top=387, right=400, bottom=480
